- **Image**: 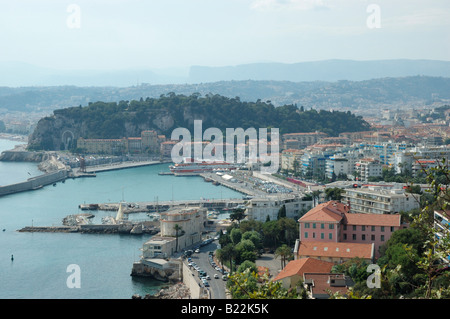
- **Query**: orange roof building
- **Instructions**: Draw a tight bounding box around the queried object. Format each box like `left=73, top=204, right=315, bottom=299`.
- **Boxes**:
left=297, top=200, right=403, bottom=259
left=273, top=258, right=334, bottom=290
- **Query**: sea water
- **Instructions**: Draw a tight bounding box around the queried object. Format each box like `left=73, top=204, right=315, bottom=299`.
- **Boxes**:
left=0, top=139, right=241, bottom=299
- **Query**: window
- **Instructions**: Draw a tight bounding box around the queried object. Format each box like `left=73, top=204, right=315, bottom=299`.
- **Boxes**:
left=329, top=224, right=334, bottom=229
left=313, top=223, right=316, bottom=229
left=362, top=234, right=366, bottom=240
left=371, top=235, right=375, bottom=240
left=353, top=225, right=357, bottom=231
left=381, top=226, right=385, bottom=232
left=343, top=225, right=347, bottom=231
left=390, top=226, right=394, bottom=232
left=371, top=226, right=375, bottom=231
left=381, top=235, right=385, bottom=241
left=304, top=232, right=308, bottom=239
left=312, top=232, right=316, bottom=238
left=352, top=234, right=356, bottom=240
left=329, top=233, right=333, bottom=240
left=321, top=224, right=325, bottom=229
left=321, top=233, right=324, bottom=239
left=305, top=223, right=310, bottom=229
left=362, top=225, right=366, bottom=231
left=343, top=234, right=347, bottom=240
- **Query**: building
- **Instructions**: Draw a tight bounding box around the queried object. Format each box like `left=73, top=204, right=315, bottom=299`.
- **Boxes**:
left=245, top=195, right=313, bottom=222
left=354, top=158, right=382, bottom=182
left=281, top=149, right=304, bottom=172
left=142, top=207, right=206, bottom=258
left=77, top=137, right=126, bottom=155
left=342, top=185, right=420, bottom=215
left=282, top=132, right=328, bottom=150
left=273, top=257, right=334, bottom=290
left=301, top=150, right=333, bottom=179
left=297, top=200, right=404, bottom=258
left=434, top=210, right=450, bottom=263
left=77, top=130, right=162, bottom=155
left=303, top=273, right=354, bottom=299
left=296, top=241, right=374, bottom=263
left=325, top=156, right=351, bottom=179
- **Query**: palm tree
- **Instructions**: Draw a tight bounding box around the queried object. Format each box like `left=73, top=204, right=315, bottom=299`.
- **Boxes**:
left=174, top=224, right=182, bottom=252
left=275, top=244, right=293, bottom=269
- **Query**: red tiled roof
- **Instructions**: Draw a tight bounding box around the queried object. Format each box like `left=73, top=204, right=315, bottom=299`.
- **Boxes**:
left=273, top=258, right=334, bottom=282
left=344, top=212, right=401, bottom=227
left=299, top=201, right=348, bottom=223
left=297, top=241, right=374, bottom=259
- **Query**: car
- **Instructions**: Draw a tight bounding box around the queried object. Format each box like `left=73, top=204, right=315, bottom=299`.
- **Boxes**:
left=206, top=275, right=211, bottom=280
left=195, top=249, right=200, bottom=253
left=214, top=274, right=219, bottom=279
left=222, top=275, right=227, bottom=281
left=204, top=281, right=210, bottom=287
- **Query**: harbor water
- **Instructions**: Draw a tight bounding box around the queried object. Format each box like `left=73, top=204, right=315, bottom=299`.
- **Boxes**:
left=0, top=139, right=241, bottom=298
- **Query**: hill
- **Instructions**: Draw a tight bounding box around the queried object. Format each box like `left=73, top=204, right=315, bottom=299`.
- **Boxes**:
left=27, top=93, right=371, bottom=151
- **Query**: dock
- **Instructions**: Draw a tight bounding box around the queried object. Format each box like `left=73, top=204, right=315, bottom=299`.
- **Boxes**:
left=79, top=198, right=246, bottom=213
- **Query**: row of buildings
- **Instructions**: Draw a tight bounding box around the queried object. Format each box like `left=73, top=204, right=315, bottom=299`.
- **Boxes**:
left=281, top=142, right=450, bottom=182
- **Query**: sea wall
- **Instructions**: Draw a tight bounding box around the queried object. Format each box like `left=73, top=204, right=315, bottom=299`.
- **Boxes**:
left=0, top=169, right=68, bottom=196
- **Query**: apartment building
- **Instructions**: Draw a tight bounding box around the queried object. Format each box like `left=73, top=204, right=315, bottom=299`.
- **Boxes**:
left=354, top=158, right=383, bottom=182
left=342, top=185, right=420, bottom=215
left=281, top=149, right=304, bottom=172
left=434, top=210, right=450, bottom=263
left=282, top=132, right=327, bottom=150
left=245, top=195, right=313, bottom=222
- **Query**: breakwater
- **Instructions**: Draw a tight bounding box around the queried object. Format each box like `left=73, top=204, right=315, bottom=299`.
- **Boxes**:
left=18, top=222, right=159, bottom=235
left=0, top=169, right=69, bottom=197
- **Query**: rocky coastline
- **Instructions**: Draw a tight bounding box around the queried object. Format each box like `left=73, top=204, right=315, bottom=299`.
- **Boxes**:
left=132, top=282, right=191, bottom=299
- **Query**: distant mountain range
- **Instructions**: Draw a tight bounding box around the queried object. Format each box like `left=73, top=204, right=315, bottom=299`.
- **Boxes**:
left=1, top=76, right=449, bottom=116
left=1, top=59, right=450, bottom=87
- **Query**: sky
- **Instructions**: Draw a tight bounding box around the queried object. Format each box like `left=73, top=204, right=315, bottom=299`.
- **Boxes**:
left=0, top=0, right=449, bottom=71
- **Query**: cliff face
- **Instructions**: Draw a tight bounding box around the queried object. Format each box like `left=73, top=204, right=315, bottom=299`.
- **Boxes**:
left=27, top=111, right=176, bottom=151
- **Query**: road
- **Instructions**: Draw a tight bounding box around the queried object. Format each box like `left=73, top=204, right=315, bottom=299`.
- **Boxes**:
left=188, top=241, right=228, bottom=299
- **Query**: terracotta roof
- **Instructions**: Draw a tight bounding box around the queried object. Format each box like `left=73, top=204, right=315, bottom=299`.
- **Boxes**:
left=344, top=212, right=401, bottom=227
left=297, top=241, right=374, bottom=259
left=273, top=258, right=334, bottom=282
left=299, top=201, right=348, bottom=223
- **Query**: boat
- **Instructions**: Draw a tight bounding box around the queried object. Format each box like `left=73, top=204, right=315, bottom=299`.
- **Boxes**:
left=169, top=159, right=240, bottom=176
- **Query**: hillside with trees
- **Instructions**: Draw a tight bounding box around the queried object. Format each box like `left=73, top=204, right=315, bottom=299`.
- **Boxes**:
left=27, top=93, right=371, bottom=151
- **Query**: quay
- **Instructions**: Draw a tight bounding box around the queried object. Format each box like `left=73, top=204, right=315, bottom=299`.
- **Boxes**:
left=79, top=198, right=246, bottom=213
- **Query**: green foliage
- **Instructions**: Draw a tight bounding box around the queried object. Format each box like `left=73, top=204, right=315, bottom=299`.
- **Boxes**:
left=30, top=93, right=371, bottom=150
left=227, top=268, right=300, bottom=299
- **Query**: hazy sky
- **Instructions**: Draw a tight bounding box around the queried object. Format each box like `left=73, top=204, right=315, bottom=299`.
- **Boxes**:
left=0, top=0, right=449, bottom=70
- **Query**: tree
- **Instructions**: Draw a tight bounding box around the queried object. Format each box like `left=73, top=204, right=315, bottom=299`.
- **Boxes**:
left=275, top=244, right=293, bottom=269
left=227, top=268, right=300, bottom=299
left=277, top=204, right=286, bottom=219
left=230, top=208, right=246, bottom=225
